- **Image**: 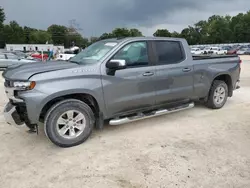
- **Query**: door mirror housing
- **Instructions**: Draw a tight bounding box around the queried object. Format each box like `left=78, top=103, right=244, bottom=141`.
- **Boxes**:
left=106, top=59, right=126, bottom=70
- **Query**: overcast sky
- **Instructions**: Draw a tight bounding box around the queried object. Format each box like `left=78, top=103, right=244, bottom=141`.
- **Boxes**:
left=1, top=0, right=250, bottom=37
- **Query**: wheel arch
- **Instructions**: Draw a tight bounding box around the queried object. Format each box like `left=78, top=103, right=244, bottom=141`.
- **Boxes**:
left=39, top=92, right=101, bottom=123
left=212, top=73, right=233, bottom=97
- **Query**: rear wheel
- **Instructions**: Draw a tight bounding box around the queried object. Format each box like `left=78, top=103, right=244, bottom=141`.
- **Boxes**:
left=44, top=99, right=95, bottom=147
left=205, top=80, right=228, bottom=109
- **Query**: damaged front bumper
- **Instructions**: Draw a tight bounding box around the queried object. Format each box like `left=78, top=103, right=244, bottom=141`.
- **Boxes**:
left=3, top=102, right=25, bottom=128
left=235, top=80, right=240, bottom=90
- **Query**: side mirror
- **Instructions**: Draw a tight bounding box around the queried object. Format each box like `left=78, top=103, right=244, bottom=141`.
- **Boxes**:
left=106, top=59, right=126, bottom=70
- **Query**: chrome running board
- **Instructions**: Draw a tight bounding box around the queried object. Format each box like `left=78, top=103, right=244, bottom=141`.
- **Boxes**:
left=109, top=102, right=194, bottom=125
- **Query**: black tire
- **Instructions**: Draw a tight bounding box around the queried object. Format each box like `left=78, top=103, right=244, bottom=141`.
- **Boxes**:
left=205, top=80, right=228, bottom=109
left=44, top=99, right=95, bottom=148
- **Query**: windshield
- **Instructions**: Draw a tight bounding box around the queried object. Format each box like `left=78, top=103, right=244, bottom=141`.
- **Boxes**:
left=69, top=41, right=118, bottom=64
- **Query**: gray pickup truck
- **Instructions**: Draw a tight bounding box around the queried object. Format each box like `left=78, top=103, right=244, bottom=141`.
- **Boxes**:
left=2, top=37, right=241, bottom=147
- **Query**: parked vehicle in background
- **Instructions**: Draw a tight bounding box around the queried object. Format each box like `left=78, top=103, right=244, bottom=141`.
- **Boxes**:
left=0, top=52, right=36, bottom=70
left=2, top=37, right=241, bottom=147
left=11, top=51, right=28, bottom=59
left=209, top=47, right=227, bottom=55
left=55, top=46, right=80, bottom=61
left=56, top=53, right=76, bottom=61
left=202, top=47, right=212, bottom=54
left=222, top=46, right=232, bottom=51
left=236, top=48, right=250, bottom=55
left=31, top=53, right=49, bottom=61
left=227, top=47, right=240, bottom=55
left=55, top=51, right=76, bottom=61
left=191, top=47, right=203, bottom=55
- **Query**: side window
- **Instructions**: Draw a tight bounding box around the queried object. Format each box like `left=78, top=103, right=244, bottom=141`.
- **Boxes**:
left=112, top=41, right=149, bottom=67
left=154, top=41, right=184, bottom=65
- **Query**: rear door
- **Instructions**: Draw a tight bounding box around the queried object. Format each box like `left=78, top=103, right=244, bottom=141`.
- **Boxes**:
left=102, top=40, right=156, bottom=117
left=152, top=40, right=194, bottom=105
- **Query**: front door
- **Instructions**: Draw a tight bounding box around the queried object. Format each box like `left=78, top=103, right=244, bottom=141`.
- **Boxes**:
left=152, top=40, right=194, bottom=105
left=101, top=41, right=156, bottom=117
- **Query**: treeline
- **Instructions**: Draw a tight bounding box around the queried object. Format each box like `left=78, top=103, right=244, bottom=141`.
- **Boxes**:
left=1, top=6, right=250, bottom=48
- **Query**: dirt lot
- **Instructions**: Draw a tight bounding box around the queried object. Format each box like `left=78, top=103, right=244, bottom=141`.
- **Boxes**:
left=0, top=59, right=250, bottom=188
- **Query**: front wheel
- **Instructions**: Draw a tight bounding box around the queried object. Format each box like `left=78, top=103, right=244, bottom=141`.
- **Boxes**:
left=205, top=80, right=228, bottom=109
left=44, top=99, right=95, bottom=147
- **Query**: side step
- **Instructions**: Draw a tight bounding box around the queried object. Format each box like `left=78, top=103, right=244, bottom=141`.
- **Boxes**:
left=109, top=102, right=194, bottom=125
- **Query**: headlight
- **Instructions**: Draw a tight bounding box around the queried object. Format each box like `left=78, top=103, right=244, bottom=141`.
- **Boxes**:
left=13, top=81, right=36, bottom=90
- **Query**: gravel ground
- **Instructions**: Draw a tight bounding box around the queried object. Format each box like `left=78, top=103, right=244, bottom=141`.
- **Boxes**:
left=0, top=60, right=249, bottom=188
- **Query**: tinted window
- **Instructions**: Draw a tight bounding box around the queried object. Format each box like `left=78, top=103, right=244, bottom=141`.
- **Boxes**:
left=112, top=41, right=148, bottom=67
left=154, top=41, right=184, bottom=65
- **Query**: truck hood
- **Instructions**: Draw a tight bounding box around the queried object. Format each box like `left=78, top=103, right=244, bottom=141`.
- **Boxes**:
left=2, top=61, right=78, bottom=80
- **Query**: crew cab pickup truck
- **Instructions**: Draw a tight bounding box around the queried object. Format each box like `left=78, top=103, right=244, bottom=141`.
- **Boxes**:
left=2, top=37, right=241, bottom=147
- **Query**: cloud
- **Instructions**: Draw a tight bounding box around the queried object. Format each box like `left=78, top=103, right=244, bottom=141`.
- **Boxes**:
left=1, top=0, right=250, bottom=37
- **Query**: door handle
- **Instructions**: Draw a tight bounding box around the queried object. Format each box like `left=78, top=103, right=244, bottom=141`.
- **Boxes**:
left=143, top=72, right=154, bottom=76
left=182, top=68, right=191, bottom=72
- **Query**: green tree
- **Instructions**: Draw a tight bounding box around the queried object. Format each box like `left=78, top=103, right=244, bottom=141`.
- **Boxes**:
left=180, top=26, right=201, bottom=45
left=99, top=28, right=142, bottom=40
left=0, top=7, right=5, bottom=48
left=3, top=21, right=25, bottom=44
left=129, top=28, right=143, bottom=36
left=171, top=31, right=181, bottom=38
left=23, top=26, right=38, bottom=43
left=65, top=33, right=88, bottom=48
left=112, top=28, right=131, bottom=37
left=29, top=30, right=52, bottom=44
left=64, top=27, right=89, bottom=48
left=0, top=6, right=5, bottom=25
left=89, top=36, right=99, bottom=45
left=230, top=12, right=250, bottom=43
left=99, top=32, right=114, bottom=40
left=206, top=15, right=232, bottom=44
left=153, top=29, right=171, bottom=37
left=194, top=20, right=208, bottom=43
left=47, top=24, right=67, bottom=45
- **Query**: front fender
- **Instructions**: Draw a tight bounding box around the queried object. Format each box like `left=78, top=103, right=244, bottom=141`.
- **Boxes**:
left=40, top=88, right=105, bottom=113
left=18, top=75, right=107, bottom=124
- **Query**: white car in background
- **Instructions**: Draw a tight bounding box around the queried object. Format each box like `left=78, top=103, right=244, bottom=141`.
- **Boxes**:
left=209, top=47, right=227, bottom=55
left=191, top=48, right=203, bottom=55
left=202, top=47, right=212, bottom=54
left=55, top=46, right=79, bottom=61
left=55, top=53, right=76, bottom=61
